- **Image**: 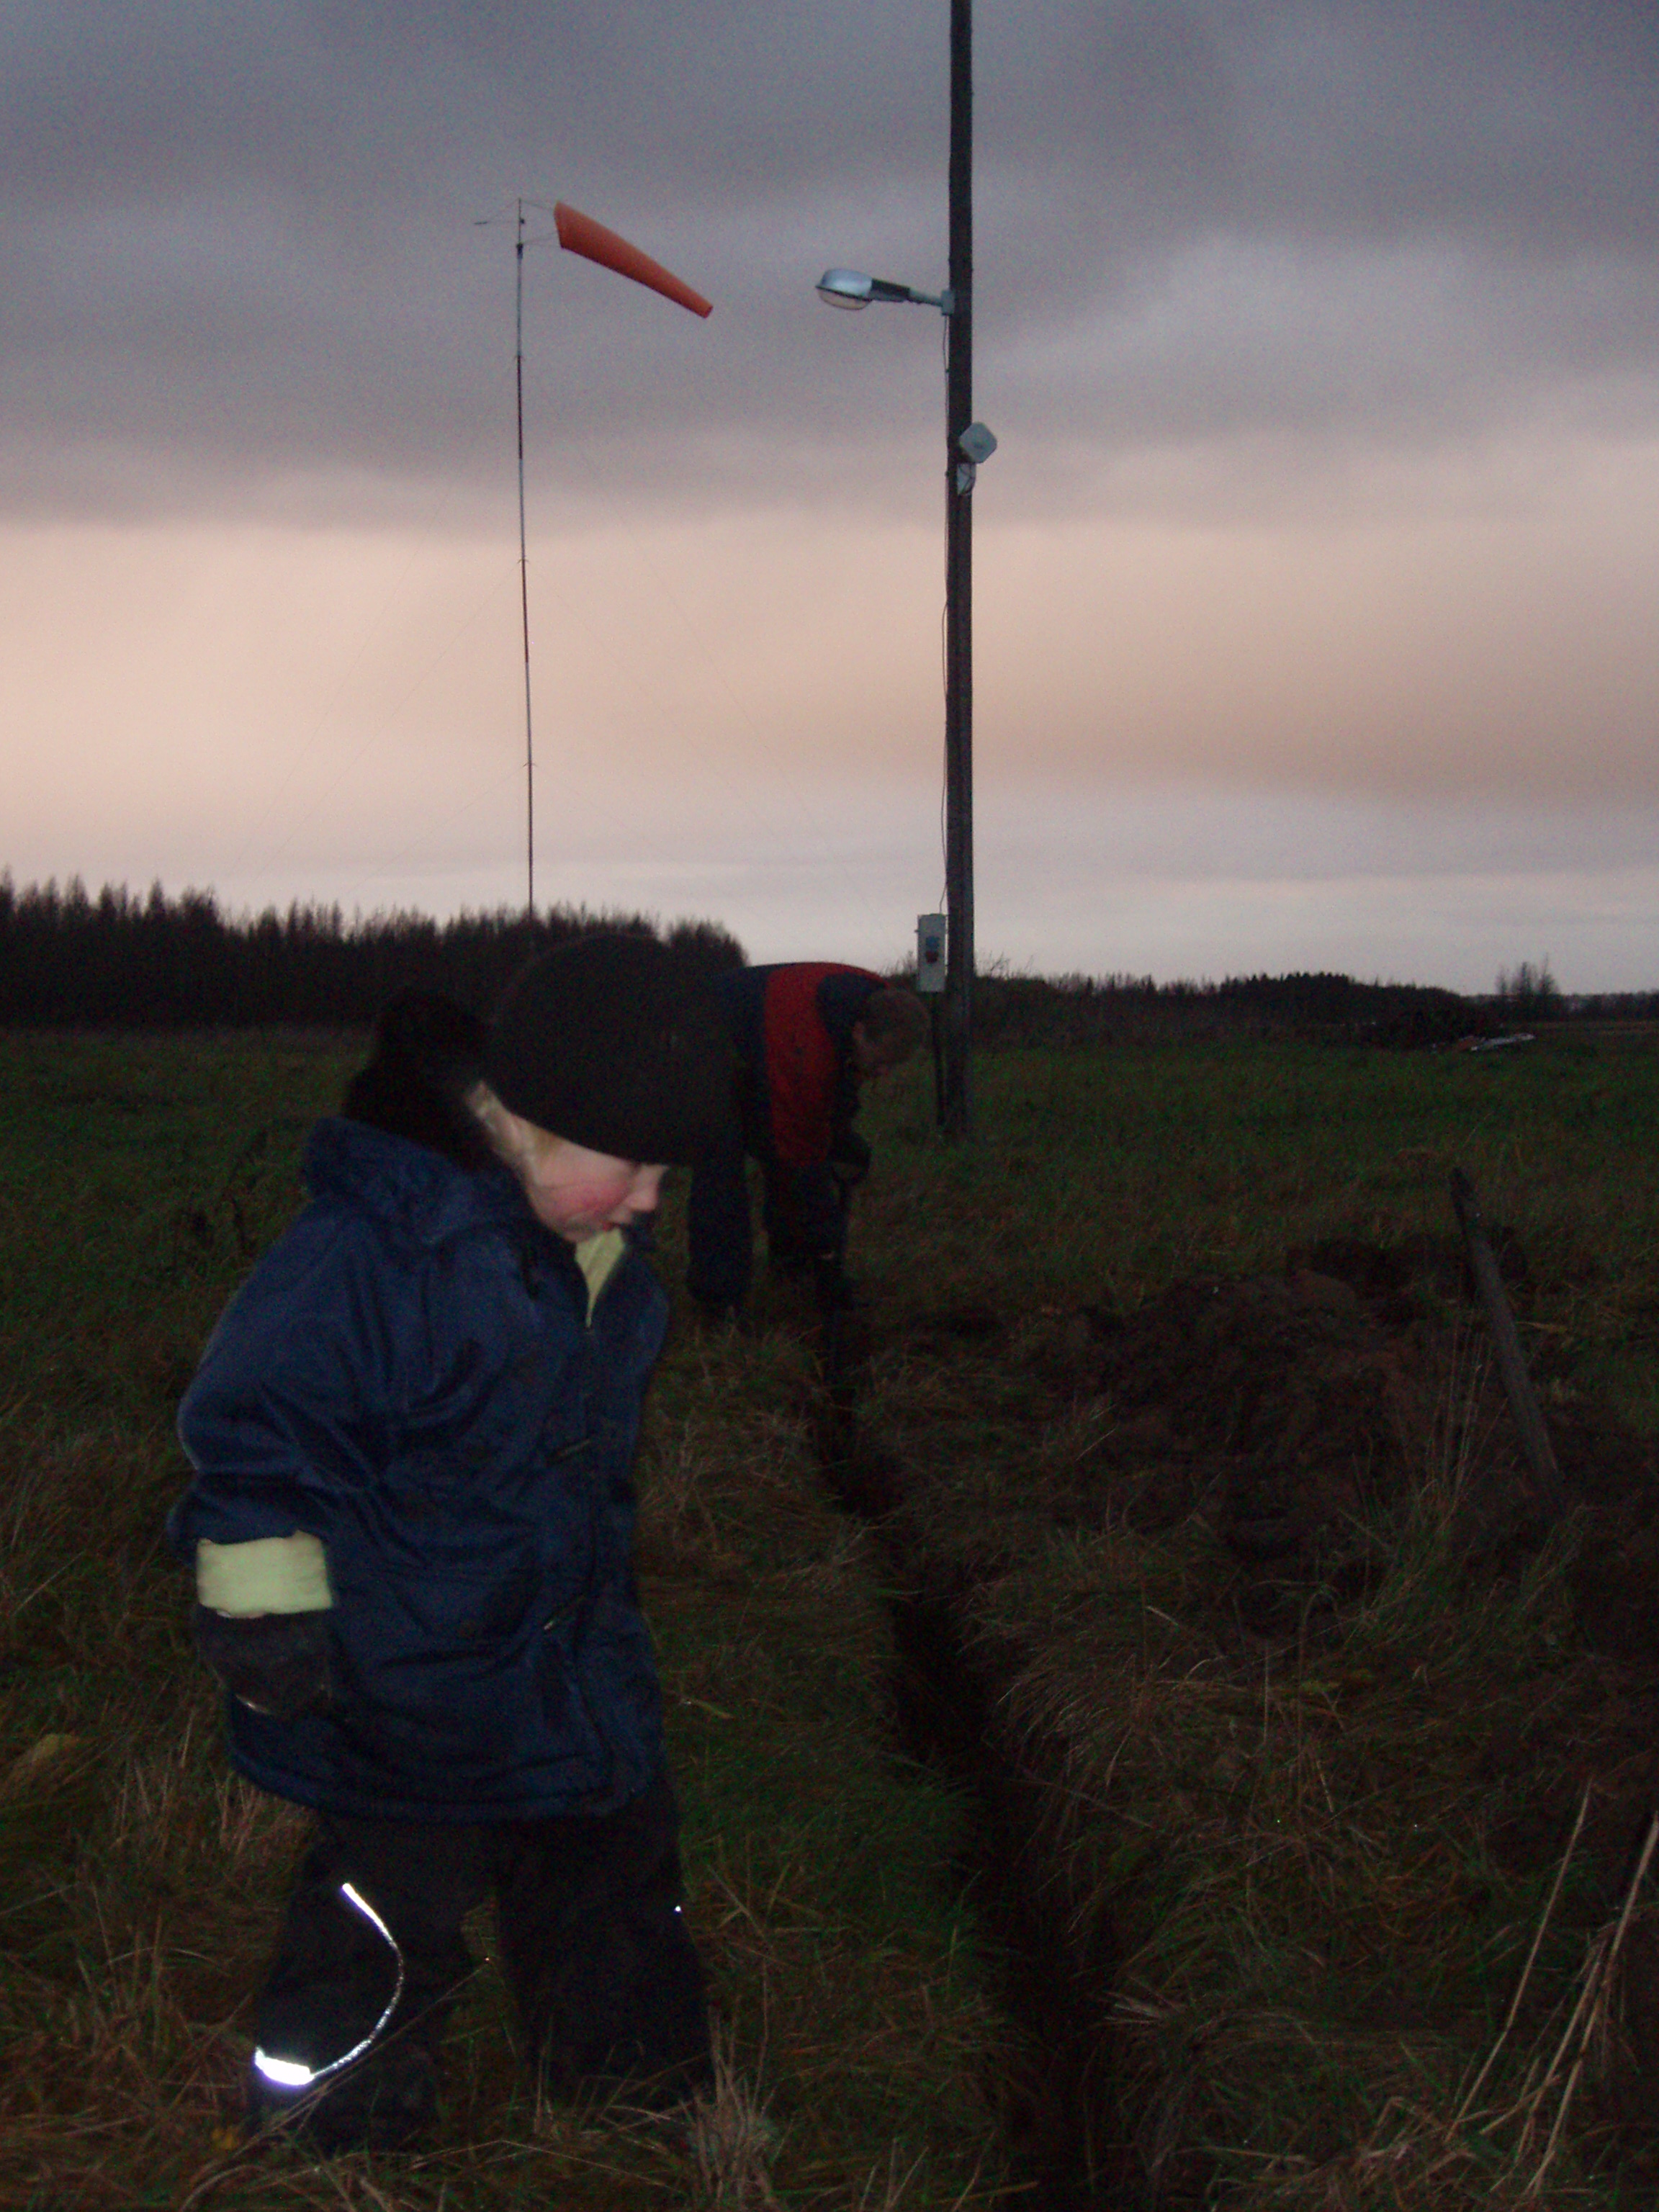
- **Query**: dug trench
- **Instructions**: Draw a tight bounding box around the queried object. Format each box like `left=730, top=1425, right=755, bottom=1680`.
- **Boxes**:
left=801, top=1238, right=1659, bottom=2207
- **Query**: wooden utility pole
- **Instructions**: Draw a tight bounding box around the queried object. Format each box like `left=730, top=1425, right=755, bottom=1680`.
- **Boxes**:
left=943, top=0, right=974, bottom=1137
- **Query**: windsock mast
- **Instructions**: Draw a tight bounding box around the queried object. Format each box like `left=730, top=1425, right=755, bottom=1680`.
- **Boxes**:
left=479, top=197, right=712, bottom=917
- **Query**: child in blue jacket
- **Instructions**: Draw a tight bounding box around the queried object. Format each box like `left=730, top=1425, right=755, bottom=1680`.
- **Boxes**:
left=170, top=935, right=732, bottom=2152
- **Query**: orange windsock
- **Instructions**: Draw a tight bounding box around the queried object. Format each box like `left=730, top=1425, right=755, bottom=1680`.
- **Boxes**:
left=553, top=203, right=712, bottom=318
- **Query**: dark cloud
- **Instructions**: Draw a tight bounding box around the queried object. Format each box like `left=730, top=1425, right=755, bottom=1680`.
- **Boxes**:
left=4, top=0, right=1658, bottom=517
left=1234, top=1, right=1659, bottom=255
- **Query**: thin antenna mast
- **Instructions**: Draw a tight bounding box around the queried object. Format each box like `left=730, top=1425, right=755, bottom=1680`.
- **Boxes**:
left=477, top=197, right=710, bottom=925
left=515, top=199, right=535, bottom=920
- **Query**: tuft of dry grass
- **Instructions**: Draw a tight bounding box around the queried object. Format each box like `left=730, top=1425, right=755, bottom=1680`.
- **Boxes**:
left=935, top=1422, right=1607, bottom=2198
left=685, top=2027, right=784, bottom=2207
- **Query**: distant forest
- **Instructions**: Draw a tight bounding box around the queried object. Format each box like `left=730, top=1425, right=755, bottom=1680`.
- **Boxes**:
left=968, top=966, right=1654, bottom=1047
left=2, top=874, right=1655, bottom=1040
left=0, top=876, right=744, bottom=1028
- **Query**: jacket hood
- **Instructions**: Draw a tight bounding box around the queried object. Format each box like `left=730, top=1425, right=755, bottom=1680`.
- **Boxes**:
left=304, top=1116, right=529, bottom=1251
left=341, top=989, right=498, bottom=1172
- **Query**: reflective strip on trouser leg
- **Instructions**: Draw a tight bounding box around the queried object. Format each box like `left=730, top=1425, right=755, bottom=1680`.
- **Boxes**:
left=252, top=1882, right=405, bottom=2090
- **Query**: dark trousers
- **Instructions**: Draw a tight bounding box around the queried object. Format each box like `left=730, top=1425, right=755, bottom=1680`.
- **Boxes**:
left=686, top=1132, right=847, bottom=1310
left=686, top=1127, right=757, bottom=1308
left=250, top=1776, right=710, bottom=2149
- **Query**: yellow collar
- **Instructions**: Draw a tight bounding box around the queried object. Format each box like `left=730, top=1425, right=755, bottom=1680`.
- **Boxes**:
left=573, top=1228, right=626, bottom=1321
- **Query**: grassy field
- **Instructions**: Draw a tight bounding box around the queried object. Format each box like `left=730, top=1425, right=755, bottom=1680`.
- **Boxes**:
left=3, top=1025, right=1658, bottom=2207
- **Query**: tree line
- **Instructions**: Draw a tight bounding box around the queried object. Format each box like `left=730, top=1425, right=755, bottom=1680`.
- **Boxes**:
left=967, top=967, right=1483, bottom=1048
left=3, top=875, right=1654, bottom=1037
left=963, top=965, right=1659, bottom=1048
left=0, top=876, right=745, bottom=1028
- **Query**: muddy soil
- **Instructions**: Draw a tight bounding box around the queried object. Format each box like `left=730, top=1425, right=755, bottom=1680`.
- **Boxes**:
left=1032, top=1235, right=1659, bottom=1662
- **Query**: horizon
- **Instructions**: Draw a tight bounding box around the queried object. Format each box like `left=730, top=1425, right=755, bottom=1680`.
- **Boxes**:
left=7, top=866, right=1650, bottom=1005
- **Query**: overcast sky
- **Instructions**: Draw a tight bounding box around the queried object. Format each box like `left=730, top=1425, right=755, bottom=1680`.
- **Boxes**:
left=4, top=0, right=1656, bottom=989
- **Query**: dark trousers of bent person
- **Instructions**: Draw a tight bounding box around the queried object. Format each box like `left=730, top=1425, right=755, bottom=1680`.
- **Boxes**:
left=687, top=1130, right=849, bottom=1316
left=247, top=1774, right=711, bottom=2152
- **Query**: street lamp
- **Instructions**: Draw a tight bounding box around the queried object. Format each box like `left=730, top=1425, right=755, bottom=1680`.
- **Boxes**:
left=814, top=269, right=952, bottom=313
left=816, top=0, right=981, bottom=1138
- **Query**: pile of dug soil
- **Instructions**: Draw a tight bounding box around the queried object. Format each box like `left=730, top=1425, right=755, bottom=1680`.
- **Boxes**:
left=982, top=1234, right=1657, bottom=1655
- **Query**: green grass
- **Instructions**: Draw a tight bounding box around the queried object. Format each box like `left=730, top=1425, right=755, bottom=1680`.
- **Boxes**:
left=4, top=1022, right=1658, bottom=2207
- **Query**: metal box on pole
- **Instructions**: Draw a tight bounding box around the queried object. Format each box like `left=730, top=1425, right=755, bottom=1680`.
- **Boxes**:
left=917, top=912, right=948, bottom=1128
left=915, top=914, right=948, bottom=994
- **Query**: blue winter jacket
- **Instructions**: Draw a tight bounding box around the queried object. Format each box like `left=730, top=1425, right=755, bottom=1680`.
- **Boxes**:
left=169, top=1117, right=669, bottom=1822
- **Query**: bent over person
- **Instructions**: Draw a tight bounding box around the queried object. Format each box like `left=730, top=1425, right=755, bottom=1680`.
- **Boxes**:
left=168, top=935, right=732, bottom=2152
left=686, top=962, right=927, bottom=1320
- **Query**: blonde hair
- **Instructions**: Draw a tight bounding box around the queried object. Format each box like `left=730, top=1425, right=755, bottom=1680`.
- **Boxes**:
left=467, top=1083, right=562, bottom=1177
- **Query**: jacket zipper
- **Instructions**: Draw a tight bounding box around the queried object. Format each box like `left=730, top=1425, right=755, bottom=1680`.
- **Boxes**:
left=547, top=1233, right=650, bottom=1794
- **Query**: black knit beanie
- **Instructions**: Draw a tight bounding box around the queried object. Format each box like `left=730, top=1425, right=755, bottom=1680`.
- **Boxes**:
left=485, top=934, right=734, bottom=1165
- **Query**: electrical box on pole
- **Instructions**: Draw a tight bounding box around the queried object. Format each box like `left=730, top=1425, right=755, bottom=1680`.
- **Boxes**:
left=916, top=914, right=948, bottom=994
left=917, top=912, right=948, bottom=1132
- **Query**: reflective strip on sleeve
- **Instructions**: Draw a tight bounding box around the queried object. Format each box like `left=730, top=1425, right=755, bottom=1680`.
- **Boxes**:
left=196, top=1533, right=333, bottom=1616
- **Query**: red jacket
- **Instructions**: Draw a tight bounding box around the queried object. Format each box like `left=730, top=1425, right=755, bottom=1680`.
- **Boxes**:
left=717, top=962, right=884, bottom=1168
